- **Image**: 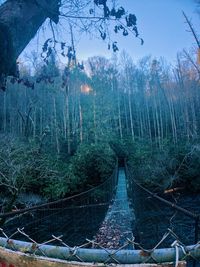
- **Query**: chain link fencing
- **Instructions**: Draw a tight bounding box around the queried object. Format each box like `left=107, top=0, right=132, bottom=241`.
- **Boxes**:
left=0, top=227, right=199, bottom=265
left=125, top=164, right=200, bottom=266
left=0, top=165, right=199, bottom=266
left=0, top=168, right=118, bottom=246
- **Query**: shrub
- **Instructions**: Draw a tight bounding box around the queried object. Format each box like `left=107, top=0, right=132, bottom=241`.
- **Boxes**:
left=127, top=140, right=200, bottom=193
left=66, top=143, right=116, bottom=190
left=43, top=143, right=116, bottom=199
left=0, top=137, right=116, bottom=204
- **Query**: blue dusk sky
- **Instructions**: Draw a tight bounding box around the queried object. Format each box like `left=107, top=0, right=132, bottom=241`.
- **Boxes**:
left=20, top=0, right=200, bottom=65
left=75, top=0, right=199, bottom=64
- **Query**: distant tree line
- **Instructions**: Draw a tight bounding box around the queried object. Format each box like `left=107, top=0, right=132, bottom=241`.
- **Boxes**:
left=0, top=50, right=199, bottom=151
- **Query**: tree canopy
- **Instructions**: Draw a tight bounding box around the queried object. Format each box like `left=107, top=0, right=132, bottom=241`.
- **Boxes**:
left=0, top=0, right=142, bottom=88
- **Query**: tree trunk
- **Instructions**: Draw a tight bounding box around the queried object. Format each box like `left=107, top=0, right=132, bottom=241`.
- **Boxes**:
left=3, top=92, right=6, bottom=132
left=65, top=86, right=71, bottom=155
left=128, top=91, right=135, bottom=141
left=79, top=96, right=83, bottom=143
left=93, top=92, right=97, bottom=143
left=53, top=97, right=60, bottom=155
left=117, top=88, right=123, bottom=140
left=33, top=107, right=36, bottom=140
left=0, top=0, right=59, bottom=77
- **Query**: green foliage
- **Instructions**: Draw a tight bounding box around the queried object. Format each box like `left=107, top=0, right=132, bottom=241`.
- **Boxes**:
left=109, top=139, right=128, bottom=159
left=0, top=135, right=116, bottom=205
left=1, top=51, right=200, bottom=201
left=67, top=143, right=116, bottom=189
left=41, top=143, right=116, bottom=199
left=0, top=138, right=40, bottom=196
left=0, top=137, right=67, bottom=199
left=127, top=140, right=200, bottom=193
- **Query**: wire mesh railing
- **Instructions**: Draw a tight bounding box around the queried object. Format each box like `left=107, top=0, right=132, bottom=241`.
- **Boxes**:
left=0, top=167, right=118, bottom=246
left=125, top=163, right=200, bottom=266
left=0, top=164, right=200, bottom=266
left=125, top=165, right=200, bottom=249
left=0, top=227, right=200, bottom=265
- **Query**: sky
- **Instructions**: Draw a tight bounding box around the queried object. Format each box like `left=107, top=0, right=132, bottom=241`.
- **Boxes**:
left=75, top=0, right=199, bottom=64
left=19, top=0, right=200, bottom=66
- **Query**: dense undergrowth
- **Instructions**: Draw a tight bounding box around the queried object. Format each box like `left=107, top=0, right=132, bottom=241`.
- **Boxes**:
left=126, top=139, right=200, bottom=193
left=0, top=136, right=116, bottom=213
left=0, top=133, right=200, bottom=216
left=2, top=136, right=199, bottom=248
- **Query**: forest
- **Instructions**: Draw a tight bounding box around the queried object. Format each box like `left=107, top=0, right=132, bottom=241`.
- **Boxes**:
left=0, top=0, right=200, bottom=216
left=0, top=49, right=200, bottom=211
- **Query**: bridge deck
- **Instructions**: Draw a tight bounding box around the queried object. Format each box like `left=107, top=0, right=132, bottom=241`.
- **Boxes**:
left=93, top=167, right=135, bottom=249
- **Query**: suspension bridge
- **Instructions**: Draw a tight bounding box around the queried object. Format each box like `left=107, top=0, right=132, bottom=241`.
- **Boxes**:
left=0, top=162, right=199, bottom=267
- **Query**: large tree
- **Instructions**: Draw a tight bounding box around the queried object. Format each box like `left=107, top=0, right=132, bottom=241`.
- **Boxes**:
left=0, top=0, right=141, bottom=83
left=0, top=0, right=60, bottom=78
